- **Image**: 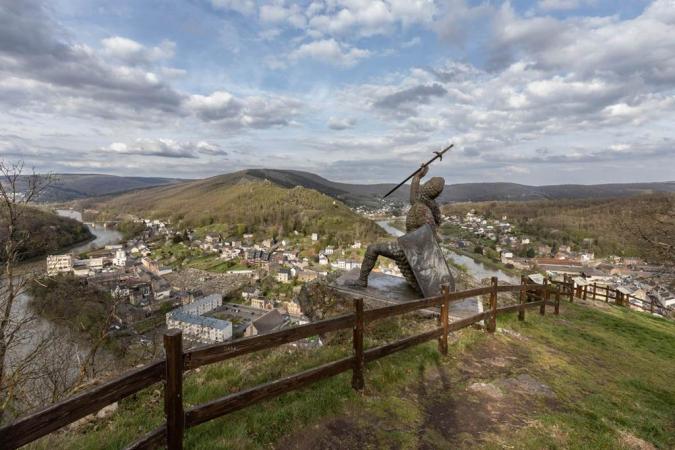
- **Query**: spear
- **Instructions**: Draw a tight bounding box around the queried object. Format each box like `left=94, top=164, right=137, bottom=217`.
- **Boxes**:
left=382, top=143, right=454, bottom=199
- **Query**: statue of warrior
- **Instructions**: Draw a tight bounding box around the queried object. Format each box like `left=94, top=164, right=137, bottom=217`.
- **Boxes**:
left=352, top=165, right=445, bottom=293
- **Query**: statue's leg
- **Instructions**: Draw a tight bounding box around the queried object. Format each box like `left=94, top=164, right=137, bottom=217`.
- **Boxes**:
left=392, top=251, right=422, bottom=294
left=353, top=241, right=398, bottom=287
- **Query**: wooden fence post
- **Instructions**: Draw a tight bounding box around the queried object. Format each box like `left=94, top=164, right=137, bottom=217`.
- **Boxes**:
left=605, top=286, right=609, bottom=303
left=488, top=277, right=498, bottom=333
left=439, top=285, right=449, bottom=355
left=583, top=284, right=588, bottom=300
left=554, top=287, right=560, bottom=315
left=518, top=275, right=526, bottom=321
left=352, top=297, right=365, bottom=391
left=540, top=279, right=547, bottom=315
left=164, top=329, right=184, bottom=450
left=593, top=282, right=597, bottom=300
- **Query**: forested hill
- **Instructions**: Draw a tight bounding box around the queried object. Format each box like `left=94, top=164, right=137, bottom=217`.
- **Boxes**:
left=44, top=169, right=674, bottom=206
left=0, top=207, right=92, bottom=261
left=94, top=177, right=384, bottom=244
left=110, top=169, right=673, bottom=206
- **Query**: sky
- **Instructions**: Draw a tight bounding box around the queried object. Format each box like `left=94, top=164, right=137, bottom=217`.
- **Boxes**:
left=1, top=0, right=674, bottom=185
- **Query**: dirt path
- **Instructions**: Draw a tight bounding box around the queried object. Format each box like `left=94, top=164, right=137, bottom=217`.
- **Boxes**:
left=277, top=334, right=561, bottom=449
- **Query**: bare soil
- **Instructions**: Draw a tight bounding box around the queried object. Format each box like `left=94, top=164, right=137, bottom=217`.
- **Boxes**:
left=277, top=335, right=561, bottom=449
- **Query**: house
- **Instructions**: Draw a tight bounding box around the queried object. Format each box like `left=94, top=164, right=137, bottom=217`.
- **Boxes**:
left=324, top=246, right=335, bottom=255
left=352, top=241, right=362, bottom=249
left=283, top=301, right=302, bottom=316
left=87, top=257, right=105, bottom=271
left=167, top=312, right=232, bottom=343
left=297, top=270, right=319, bottom=282
left=245, top=309, right=286, bottom=336
left=183, top=294, right=222, bottom=315
left=251, top=298, right=274, bottom=310
left=113, top=249, right=127, bottom=267
left=46, top=254, right=73, bottom=276
left=318, top=254, right=329, bottom=266
left=152, top=278, right=172, bottom=300
left=204, top=233, right=221, bottom=244
left=311, top=233, right=319, bottom=241
left=276, top=268, right=292, bottom=283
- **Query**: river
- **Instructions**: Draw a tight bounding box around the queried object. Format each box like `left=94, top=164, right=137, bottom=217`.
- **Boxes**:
left=10, top=211, right=123, bottom=366
left=56, top=209, right=123, bottom=253
left=376, top=220, right=518, bottom=284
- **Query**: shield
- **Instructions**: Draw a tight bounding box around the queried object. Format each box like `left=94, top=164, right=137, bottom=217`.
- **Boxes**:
left=398, top=224, right=454, bottom=298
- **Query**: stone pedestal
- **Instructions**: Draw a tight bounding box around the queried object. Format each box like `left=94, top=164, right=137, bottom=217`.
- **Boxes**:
left=330, top=269, right=482, bottom=321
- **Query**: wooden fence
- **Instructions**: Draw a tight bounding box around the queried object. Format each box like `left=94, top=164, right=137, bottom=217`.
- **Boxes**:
left=550, top=275, right=663, bottom=313
left=0, top=277, right=561, bottom=450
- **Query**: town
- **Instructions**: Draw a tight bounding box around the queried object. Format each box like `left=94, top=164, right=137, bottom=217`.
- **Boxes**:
left=44, top=206, right=674, bottom=350
left=45, top=214, right=370, bottom=345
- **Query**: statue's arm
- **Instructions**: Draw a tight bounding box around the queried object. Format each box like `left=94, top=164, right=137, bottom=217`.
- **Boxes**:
left=410, top=165, right=428, bottom=204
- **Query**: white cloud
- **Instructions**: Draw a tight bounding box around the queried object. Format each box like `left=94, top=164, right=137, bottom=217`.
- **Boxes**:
left=104, top=139, right=227, bottom=158
left=101, top=36, right=175, bottom=65
left=185, top=90, right=303, bottom=129
left=209, top=0, right=256, bottom=15
left=290, top=39, right=370, bottom=67
left=328, top=116, right=356, bottom=130
left=537, top=0, right=595, bottom=11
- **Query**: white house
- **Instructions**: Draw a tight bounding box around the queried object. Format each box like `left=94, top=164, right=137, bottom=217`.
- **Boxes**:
left=46, top=254, right=73, bottom=276
left=113, top=249, right=127, bottom=267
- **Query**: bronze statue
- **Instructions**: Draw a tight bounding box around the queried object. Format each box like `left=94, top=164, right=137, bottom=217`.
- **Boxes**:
left=352, top=165, right=445, bottom=294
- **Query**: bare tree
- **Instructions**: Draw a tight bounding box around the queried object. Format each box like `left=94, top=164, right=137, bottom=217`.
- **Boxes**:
left=0, top=161, right=53, bottom=421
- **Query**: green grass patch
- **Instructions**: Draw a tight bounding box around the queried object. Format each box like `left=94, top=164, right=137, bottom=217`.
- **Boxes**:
left=27, top=302, right=675, bottom=449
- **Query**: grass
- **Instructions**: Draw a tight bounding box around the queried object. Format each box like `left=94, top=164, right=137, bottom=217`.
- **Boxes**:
left=27, top=300, right=675, bottom=449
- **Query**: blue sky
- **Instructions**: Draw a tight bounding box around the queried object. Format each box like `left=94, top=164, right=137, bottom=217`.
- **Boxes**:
left=1, top=0, right=674, bottom=184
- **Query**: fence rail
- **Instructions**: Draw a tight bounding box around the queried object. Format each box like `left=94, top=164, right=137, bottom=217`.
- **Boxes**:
left=0, top=278, right=559, bottom=450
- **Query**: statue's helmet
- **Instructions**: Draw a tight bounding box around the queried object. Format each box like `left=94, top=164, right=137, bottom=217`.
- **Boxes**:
left=421, top=177, right=445, bottom=199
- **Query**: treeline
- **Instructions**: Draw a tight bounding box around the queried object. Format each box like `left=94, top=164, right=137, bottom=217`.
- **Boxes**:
left=0, top=206, right=92, bottom=261
left=443, top=193, right=675, bottom=261
left=29, top=275, right=124, bottom=355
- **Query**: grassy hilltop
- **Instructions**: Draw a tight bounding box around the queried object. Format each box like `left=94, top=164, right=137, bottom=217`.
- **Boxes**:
left=92, top=175, right=384, bottom=243
left=29, top=299, right=675, bottom=449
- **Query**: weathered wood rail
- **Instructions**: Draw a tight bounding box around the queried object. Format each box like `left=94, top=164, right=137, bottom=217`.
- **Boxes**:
left=550, top=275, right=662, bottom=313
left=0, top=278, right=561, bottom=450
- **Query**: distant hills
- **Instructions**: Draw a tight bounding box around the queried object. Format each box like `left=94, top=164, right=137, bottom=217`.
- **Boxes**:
left=138, top=170, right=674, bottom=206
left=26, top=174, right=183, bottom=202
left=48, top=169, right=675, bottom=206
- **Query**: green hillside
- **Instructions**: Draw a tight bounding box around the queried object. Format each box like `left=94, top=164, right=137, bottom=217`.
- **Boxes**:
left=26, top=300, right=675, bottom=449
left=95, top=177, right=384, bottom=243
left=0, top=207, right=92, bottom=261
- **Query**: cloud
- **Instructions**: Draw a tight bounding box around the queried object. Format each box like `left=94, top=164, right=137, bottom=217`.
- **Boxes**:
left=537, top=0, right=595, bottom=11
left=0, top=0, right=184, bottom=118
left=101, top=36, right=175, bottom=66
left=209, top=0, right=256, bottom=15
left=489, top=0, right=675, bottom=86
left=373, top=83, right=447, bottom=114
left=185, top=90, right=303, bottom=129
left=104, top=139, right=227, bottom=159
left=260, top=2, right=307, bottom=28
left=401, top=37, right=421, bottom=48
left=306, top=0, right=436, bottom=38
left=328, top=117, right=356, bottom=130
left=289, top=39, right=370, bottom=67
